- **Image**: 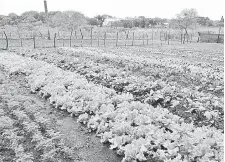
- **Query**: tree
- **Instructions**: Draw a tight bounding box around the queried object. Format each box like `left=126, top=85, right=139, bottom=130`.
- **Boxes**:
left=138, top=16, right=146, bottom=28
left=196, top=16, right=214, bottom=26
left=175, top=8, right=198, bottom=35
left=111, top=20, right=123, bottom=28
left=7, top=13, right=20, bottom=25
left=121, top=20, right=133, bottom=28
left=38, top=12, right=46, bottom=23
left=51, top=11, right=87, bottom=31
left=133, top=18, right=140, bottom=27
left=87, top=18, right=99, bottom=26
left=94, top=15, right=108, bottom=27
left=21, top=11, right=39, bottom=21
left=63, top=11, right=87, bottom=31
left=51, top=11, right=66, bottom=28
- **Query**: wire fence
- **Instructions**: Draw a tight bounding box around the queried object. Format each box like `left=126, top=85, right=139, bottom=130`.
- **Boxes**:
left=0, top=29, right=196, bottom=50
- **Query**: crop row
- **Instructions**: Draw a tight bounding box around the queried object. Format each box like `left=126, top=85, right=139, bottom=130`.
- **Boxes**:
left=0, top=71, right=74, bottom=162
left=13, top=48, right=224, bottom=130
left=64, top=47, right=223, bottom=89
left=104, top=46, right=224, bottom=64
left=0, top=52, right=223, bottom=162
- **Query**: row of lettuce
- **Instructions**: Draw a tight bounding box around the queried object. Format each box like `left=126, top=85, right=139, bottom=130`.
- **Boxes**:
left=0, top=71, right=74, bottom=161
left=0, top=52, right=223, bottom=162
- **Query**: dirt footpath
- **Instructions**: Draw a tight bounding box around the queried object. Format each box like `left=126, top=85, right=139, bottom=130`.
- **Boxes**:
left=0, top=66, right=122, bottom=162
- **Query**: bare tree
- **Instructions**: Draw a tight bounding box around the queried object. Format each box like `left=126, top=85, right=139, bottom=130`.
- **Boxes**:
left=176, top=8, right=198, bottom=35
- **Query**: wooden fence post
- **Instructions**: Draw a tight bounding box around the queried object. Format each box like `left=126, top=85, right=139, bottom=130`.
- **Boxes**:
left=168, top=31, right=170, bottom=45
left=125, top=31, right=128, bottom=46
left=181, top=34, right=183, bottom=44
left=80, top=29, right=83, bottom=47
left=33, top=35, right=36, bottom=49
left=54, top=33, right=56, bottom=48
left=98, top=37, right=100, bottom=47
left=90, top=28, right=93, bottom=47
left=165, top=32, right=167, bottom=44
left=142, top=34, right=144, bottom=46
left=146, top=34, right=149, bottom=45
left=183, top=34, right=186, bottom=44
left=160, top=31, right=162, bottom=46
left=152, top=28, right=154, bottom=47
left=116, top=32, right=118, bottom=46
left=187, top=34, right=189, bottom=43
left=131, top=32, right=134, bottom=46
left=3, top=31, right=8, bottom=50
left=69, top=31, right=73, bottom=47
left=104, top=32, right=106, bottom=47
left=20, top=38, right=23, bottom=47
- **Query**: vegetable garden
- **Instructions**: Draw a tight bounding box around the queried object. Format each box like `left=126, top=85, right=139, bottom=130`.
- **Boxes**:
left=0, top=45, right=224, bottom=162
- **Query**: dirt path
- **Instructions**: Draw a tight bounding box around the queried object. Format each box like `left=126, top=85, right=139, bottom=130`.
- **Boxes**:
left=0, top=67, right=122, bottom=162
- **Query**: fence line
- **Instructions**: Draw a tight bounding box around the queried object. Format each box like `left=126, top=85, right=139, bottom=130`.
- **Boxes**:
left=0, top=29, right=196, bottom=49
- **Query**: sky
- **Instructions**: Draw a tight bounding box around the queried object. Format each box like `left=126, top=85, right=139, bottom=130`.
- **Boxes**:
left=0, top=0, right=224, bottom=20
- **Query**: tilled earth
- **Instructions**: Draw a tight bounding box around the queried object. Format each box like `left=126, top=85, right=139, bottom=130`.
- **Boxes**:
left=0, top=67, right=122, bottom=162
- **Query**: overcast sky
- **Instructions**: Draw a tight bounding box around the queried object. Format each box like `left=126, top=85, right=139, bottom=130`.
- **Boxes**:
left=0, top=0, right=224, bottom=20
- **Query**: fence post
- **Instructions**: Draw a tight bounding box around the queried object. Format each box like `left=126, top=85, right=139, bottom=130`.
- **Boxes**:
left=3, top=31, right=8, bottom=50
left=33, top=35, right=36, bottom=49
left=146, top=34, right=149, bottom=45
left=116, top=32, right=118, bottom=46
left=168, top=31, right=170, bottom=45
left=97, top=37, right=99, bottom=47
left=165, top=32, right=167, bottom=44
left=142, top=34, right=144, bottom=46
left=20, top=38, right=23, bottom=47
left=69, top=31, right=73, bottom=47
left=207, top=31, right=210, bottom=43
left=152, top=28, right=154, bottom=47
left=54, top=33, right=56, bottom=48
left=125, top=32, right=126, bottom=47
left=160, top=32, right=162, bottom=46
left=104, top=32, right=106, bottom=47
left=181, top=34, right=183, bottom=44
left=80, top=29, right=83, bottom=47
left=187, top=34, right=189, bottom=43
left=131, top=32, right=134, bottom=46
left=90, top=28, right=93, bottom=47
left=125, top=31, right=128, bottom=46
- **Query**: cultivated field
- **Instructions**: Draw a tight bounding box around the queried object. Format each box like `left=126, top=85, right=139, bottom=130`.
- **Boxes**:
left=0, top=44, right=224, bottom=162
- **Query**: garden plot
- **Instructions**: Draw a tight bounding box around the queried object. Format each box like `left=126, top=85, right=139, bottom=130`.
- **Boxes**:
left=10, top=47, right=224, bottom=130
left=0, top=52, right=223, bottom=162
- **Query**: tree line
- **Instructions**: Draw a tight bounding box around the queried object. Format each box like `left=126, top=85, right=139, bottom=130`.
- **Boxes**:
left=0, top=9, right=223, bottom=37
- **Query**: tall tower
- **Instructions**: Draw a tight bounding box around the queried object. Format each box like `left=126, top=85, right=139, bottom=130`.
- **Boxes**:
left=44, top=0, right=50, bottom=40
left=44, top=0, right=48, bottom=17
